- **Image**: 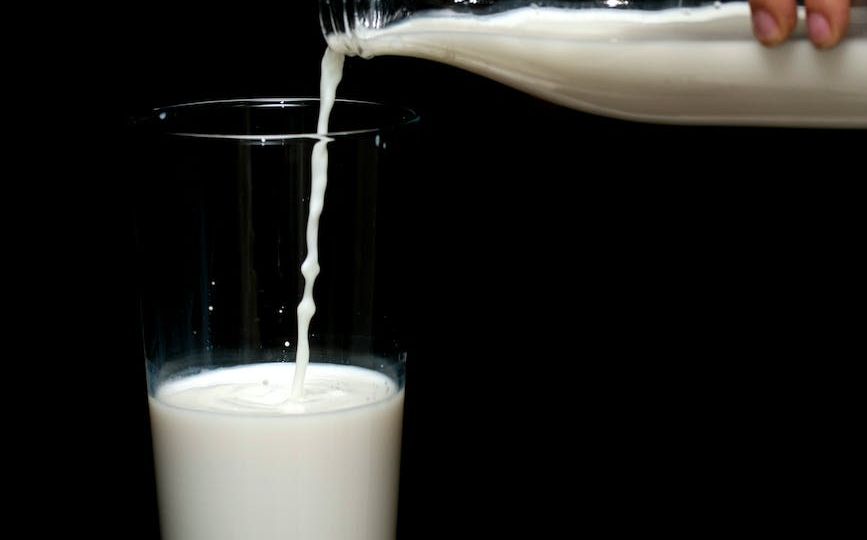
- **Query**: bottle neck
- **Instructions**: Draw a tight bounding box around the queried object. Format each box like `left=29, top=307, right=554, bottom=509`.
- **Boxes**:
left=319, top=0, right=500, bottom=42
left=319, top=1, right=399, bottom=37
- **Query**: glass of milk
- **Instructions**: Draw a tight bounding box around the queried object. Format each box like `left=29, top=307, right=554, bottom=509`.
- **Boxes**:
left=130, top=98, right=419, bottom=540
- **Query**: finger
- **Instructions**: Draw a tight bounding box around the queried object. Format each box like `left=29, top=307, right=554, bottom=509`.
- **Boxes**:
left=805, top=0, right=851, bottom=48
left=749, top=0, right=798, bottom=46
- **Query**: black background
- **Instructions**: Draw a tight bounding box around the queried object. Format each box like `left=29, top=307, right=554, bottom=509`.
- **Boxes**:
left=21, top=1, right=860, bottom=537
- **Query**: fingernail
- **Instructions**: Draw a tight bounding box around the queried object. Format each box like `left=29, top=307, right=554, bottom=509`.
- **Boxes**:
left=752, top=10, right=781, bottom=43
left=808, top=12, right=832, bottom=46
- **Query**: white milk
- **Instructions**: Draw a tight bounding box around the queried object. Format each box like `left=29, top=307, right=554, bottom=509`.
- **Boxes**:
left=327, top=3, right=867, bottom=127
left=292, top=48, right=345, bottom=398
left=150, top=363, right=404, bottom=540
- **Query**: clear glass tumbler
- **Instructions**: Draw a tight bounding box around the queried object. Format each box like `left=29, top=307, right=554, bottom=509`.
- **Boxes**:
left=130, top=98, right=418, bottom=540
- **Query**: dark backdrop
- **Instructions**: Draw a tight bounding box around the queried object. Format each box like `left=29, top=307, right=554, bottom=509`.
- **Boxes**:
left=28, top=1, right=860, bottom=537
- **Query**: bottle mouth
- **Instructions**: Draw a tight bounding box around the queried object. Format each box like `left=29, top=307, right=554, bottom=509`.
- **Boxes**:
left=319, top=0, right=418, bottom=38
left=319, top=0, right=377, bottom=37
left=319, top=0, right=401, bottom=56
left=319, top=0, right=349, bottom=37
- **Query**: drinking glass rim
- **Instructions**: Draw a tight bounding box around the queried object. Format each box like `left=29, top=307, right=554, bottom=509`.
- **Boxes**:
left=132, top=97, right=420, bottom=140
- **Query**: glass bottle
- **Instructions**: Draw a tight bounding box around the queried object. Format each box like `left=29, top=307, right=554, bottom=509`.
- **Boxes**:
left=320, top=0, right=867, bottom=128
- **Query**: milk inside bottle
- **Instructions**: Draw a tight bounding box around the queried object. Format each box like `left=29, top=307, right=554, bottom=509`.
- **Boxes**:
left=322, top=0, right=867, bottom=127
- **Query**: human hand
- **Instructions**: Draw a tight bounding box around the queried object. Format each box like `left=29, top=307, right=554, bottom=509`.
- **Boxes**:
left=750, top=0, right=850, bottom=48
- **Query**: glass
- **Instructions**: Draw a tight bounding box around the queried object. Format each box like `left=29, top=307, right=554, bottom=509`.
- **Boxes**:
left=319, top=0, right=867, bottom=127
left=130, top=98, right=419, bottom=540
